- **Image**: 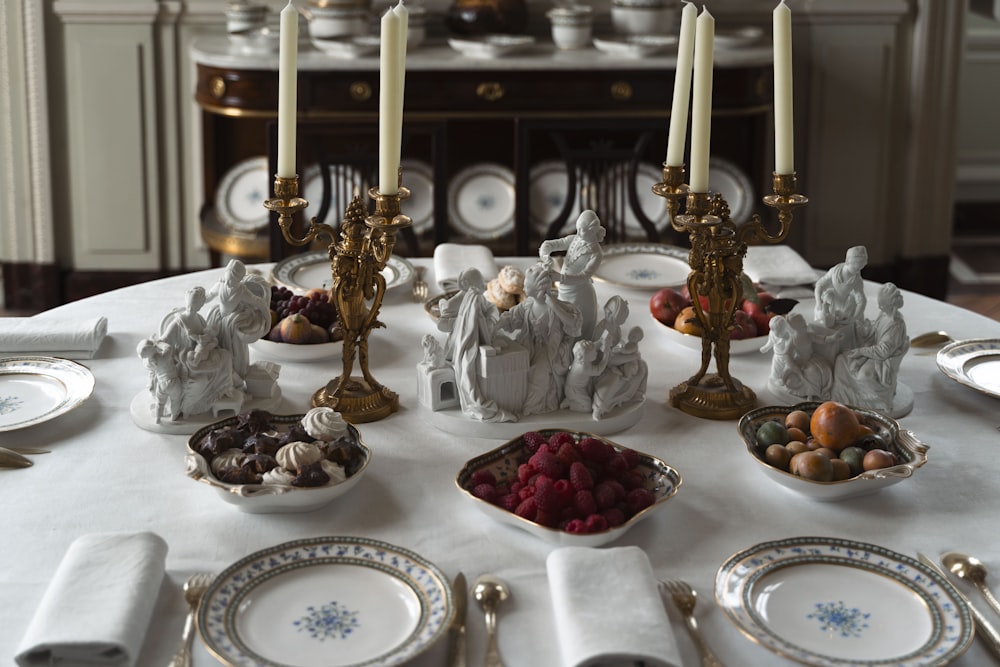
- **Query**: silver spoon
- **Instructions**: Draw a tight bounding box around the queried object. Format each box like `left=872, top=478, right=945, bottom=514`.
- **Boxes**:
left=168, top=573, right=213, bottom=667
left=472, top=574, right=510, bottom=667
left=942, top=552, right=1000, bottom=617
left=910, top=330, right=953, bottom=348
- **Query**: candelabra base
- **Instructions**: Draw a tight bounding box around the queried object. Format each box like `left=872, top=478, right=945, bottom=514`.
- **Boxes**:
left=312, top=376, right=400, bottom=424
left=668, top=374, right=757, bottom=421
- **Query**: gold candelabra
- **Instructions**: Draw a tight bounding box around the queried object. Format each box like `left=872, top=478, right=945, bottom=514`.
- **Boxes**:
left=652, top=165, right=808, bottom=419
left=264, top=173, right=412, bottom=423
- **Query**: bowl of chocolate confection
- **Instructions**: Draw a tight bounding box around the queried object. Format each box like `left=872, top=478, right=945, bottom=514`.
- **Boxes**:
left=185, top=407, right=370, bottom=513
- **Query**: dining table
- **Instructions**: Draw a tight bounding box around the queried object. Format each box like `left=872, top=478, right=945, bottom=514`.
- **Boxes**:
left=3, top=253, right=1000, bottom=667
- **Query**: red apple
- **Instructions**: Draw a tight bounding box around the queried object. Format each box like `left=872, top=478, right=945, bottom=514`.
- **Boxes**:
left=650, top=287, right=689, bottom=326
left=730, top=310, right=758, bottom=339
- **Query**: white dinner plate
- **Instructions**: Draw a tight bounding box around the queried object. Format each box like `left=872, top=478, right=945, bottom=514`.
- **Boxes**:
left=311, top=35, right=381, bottom=58
left=447, top=35, right=536, bottom=58
left=0, top=356, right=95, bottom=432
left=714, top=25, right=764, bottom=50
left=215, top=156, right=271, bottom=233
left=529, top=159, right=583, bottom=236
left=271, top=251, right=414, bottom=292
left=708, top=156, right=755, bottom=224
left=936, top=338, right=1000, bottom=399
left=594, top=243, right=689, bottom=289
left=592, top=34, right=678, bottom=57
left=401, top=158, right=434, bottom=234
left=448, top=163, right=516, bottom=239
left=301, top=163, right=365, bottom=226
left=598, top=163, right=670, bottom=237
left=715, top=536, right=973, bottom=667
left=198, top=536, right=454, bottom=667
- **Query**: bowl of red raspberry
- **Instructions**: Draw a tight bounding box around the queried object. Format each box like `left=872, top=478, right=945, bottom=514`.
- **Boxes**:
left=456, top=429, right=682, bottom=546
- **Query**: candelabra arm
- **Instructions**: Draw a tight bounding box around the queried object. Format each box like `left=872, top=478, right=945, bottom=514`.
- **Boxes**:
left=263, top=174, right=338, bottom=248
left=736, top=172, right=808, bottom=246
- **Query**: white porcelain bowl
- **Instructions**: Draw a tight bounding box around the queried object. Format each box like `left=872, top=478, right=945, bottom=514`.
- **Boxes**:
left=307, top=5, right=370, bottom=39
left=457, top=429, right=681, bottom=546
left=186, top=412, right=370, bottom=513
left=737, top=402, right=929, bottom=501
left=547, top=7, right=594, bottom=50
left=610, top=4, right=676, bottom=36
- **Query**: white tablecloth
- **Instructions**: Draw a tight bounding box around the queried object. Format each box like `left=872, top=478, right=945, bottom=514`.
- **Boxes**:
left=3, top=258, right=1000, bottom=667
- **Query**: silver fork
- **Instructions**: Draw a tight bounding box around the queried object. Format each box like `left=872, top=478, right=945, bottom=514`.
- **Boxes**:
left=659, top=579, right=724, bottom=667
left=168, top=573, right=214, bottom=667
left=411, top=266, right=429, bottom=302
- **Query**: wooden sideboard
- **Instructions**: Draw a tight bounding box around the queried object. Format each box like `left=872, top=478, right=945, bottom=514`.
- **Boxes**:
left=192, top=37, right=774, bottom=261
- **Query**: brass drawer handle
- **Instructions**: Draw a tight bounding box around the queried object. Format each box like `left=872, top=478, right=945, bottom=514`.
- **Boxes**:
left=476, top=81, right=505, bottom=102
left=350, top=81, right=372, bottom=102
left=610, top=80, right=632, bottom=101
left=210, top=75, right=226, bottom=99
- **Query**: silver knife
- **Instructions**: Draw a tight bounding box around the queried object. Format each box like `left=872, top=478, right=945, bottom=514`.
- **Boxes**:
left=446, top=572, right=467, bottom=667
left=916, top=552, right=1000, bottom=661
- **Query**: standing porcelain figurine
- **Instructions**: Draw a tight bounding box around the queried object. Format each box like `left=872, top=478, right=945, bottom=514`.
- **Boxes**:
left=831, top=282, right=910, bottom=414
left=814, top=245, right=868, bottom=351
left=131, top=259, right=281, bottom=433
left=538, top=210, right=606, bottom=339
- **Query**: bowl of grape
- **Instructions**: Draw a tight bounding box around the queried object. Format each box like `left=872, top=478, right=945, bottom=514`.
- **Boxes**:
left=250, top=285, right=343, bottom=362
left=738, top=400, right=928, bottom=501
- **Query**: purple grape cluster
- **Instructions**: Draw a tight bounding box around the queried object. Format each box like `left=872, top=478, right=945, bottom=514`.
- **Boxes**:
left=270, top=285, right=338, bottom=328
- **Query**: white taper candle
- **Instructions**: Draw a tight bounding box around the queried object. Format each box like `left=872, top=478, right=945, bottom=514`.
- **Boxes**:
left=689, top=7, right=714, bottom=193
left=378, top=2, right=408, bottom=195
left=665, top=2, right=697, bottom=167
left=773, top=0, right=794, bottom=174
left=276, top=1, right=298, bottom=179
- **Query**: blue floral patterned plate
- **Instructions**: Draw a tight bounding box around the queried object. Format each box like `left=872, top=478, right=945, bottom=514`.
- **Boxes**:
left=593, top=243, right=690, bottom=289
left=198, top=536, right=454, bottom=667
left=0, top=356, right=95, bottom=432
left=715, top=536, right=973, bottom=666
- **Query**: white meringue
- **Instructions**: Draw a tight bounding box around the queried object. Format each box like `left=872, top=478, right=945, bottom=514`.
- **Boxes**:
left=276, top=440, right=326, bottom=471
left=262, top=467, right=297, bottom=485
left=211, top=448, right=246, bottom=477
left=301, top=407, right=350, bottom=442
left=320, top=460, right=347, bottom=485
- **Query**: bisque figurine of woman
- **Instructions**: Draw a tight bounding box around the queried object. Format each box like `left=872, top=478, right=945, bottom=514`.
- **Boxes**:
left=814, top=245, right=868, bottom=351
left=538, top=210, right=606, bottom=339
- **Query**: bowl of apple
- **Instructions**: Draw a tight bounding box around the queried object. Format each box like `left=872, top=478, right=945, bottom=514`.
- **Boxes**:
left=649, top=283, right=797, bottom=355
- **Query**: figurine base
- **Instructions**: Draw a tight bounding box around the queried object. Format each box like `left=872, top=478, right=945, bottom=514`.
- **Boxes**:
left=129, top=388, right=283, bottom=435
left=767, top=381, right=914, bottom=419
left=669, top=374, right=757, bottom=420
left=420, top=400, right=644, bottom=439
left=312, top=375, right=399, bottom=423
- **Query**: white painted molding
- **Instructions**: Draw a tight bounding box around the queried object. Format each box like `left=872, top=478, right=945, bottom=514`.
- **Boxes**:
left=52, top=2, right=160, bottom=24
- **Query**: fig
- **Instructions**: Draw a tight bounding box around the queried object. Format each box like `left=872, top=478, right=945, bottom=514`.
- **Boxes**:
left=278, top=313, right=314, bottom=344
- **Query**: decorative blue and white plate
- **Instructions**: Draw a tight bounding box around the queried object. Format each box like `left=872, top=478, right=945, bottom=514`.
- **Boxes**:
left=447, top=163, right=516, bottom=240
left=271, top=251, right=414, bottom=292
left=529, top=159, right=583, bottom=237
left=593, top=243, right=689, bottom=289
left=401, top=158, right=435, bottom=234
left=198, top=536, right=454, bottom=667
left=936, top=338, right=1000, bottom=399
left=215, top=156, right=271, bottom=234
left=0, top=356, right=95, bottom=432
left=715, top=536, right=973, bottom=667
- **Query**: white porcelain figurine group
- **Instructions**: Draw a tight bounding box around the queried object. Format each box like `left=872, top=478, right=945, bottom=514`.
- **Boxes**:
left=762, top=245, right=912, bottom=417
left=418, top=211, right=648, bottom=423
left=134, top=259, right=281, bottom=431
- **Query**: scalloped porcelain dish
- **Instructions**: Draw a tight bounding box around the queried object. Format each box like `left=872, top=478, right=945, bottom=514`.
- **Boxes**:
left=215, top=156, right=270, bottom=233
left=271, top=251, right=413, bottom=292
left=250, top=338, right=340, bottom=362
left=456, top=429, right=681, bottom=547
left=447, top=34, right=536, bottom=58
left=651, top=313, right=767, bottom=355
left=447, top=163, right=516, bottom=239
left=737, top=401, right=929, bottom=501
left=0, top=356, right=96, bottom=432
left=594, top=243, right=689, bottom=289
left=715, top=536, right=973, bottom=666
left=185, top=413, right=370, bottom=513
left=936, top=338, right=1000, bottom=399
left=198, top=536, right=454, bottom=667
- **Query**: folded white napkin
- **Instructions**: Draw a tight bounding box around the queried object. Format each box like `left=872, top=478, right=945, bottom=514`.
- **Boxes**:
left=0, top=316, right=108, bottom=359
left=15, top=532, right=168, bottom=667
left=547, top=546, right=681, bottom=667
left=743, top=245, right=820, bottom=287
left=433, top=243, right=497, bottom=291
